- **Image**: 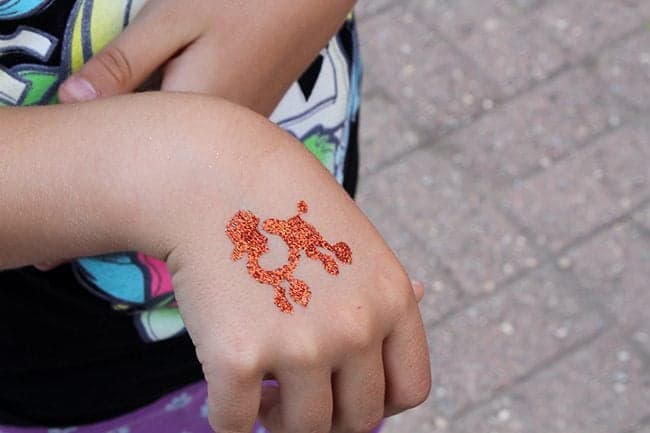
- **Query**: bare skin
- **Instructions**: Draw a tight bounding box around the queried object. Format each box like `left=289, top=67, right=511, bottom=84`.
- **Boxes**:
left=58, top=0, right=358, bottom=116
left=0, top=93, right=430, bottom=433
left=36, top=0, right=358, bottom=271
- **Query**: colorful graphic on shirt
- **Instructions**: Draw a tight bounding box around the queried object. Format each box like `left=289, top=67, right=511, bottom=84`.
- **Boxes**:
left=0, top=0, right=145, bottom=106
left=270, top=34, right=362, bottom=183
left=302, top=126, right=337, bottom=172
left=63, top=0, right=146, bottom=74
left=71, top=252, right=185, bottom=341
left=0, top=0, right=53, bottom=19
left=1, top=0, right=361, bottom=342
left=0, top=26, right=59, bottom=105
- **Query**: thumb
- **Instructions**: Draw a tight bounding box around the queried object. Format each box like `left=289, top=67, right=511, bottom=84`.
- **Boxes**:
left=58, top=7, right=196, bottom=103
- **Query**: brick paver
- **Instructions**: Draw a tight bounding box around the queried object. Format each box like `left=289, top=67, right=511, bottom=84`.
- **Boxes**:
left=356, top=189, right=463, bottom=324
left=598, top=31, right=650, bottom=111
left=440, top=67, right=631, bottom=190
left=633, top=204, right=650, bottom=232
left=358, top=5, right=495, bottom=134
left=412, top=0, right=567, bottom=96
left=501, top=124, right=649, bottom=252
left=355, top=0, right=394, bottom=18
left=410, top=0, right=520, bottom=43
left=358, top=93, right=422, bottom=175
left=357, top=149, right=541, bottom=295
left=566, top=223, right=650, bottom=329
left=453, top=331, right=650, bottom=433
left=535, top=0, right=645, bottom=57
left=356, top=0, right=650, bottom=431
left=424, top=266, right=604, bottom=418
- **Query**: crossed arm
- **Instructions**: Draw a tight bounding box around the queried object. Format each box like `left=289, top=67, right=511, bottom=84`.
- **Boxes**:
left=0, top=2, right=432, bottom=432
left=59, top=0, right=358, bottom=115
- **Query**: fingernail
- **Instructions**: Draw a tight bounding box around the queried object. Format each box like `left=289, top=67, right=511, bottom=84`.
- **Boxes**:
left=411, top=280, right=424, bottom=289
left=60, top=76, right=97, bottom=102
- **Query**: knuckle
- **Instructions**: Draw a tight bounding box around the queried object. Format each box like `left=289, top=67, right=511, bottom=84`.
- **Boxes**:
left=289, top=415, right=331, bottom=433
left=374, top=263, right=413, bottom=315
left=345, top=323, right=376, bottom=351
left=388, top=279, right=415, bottom=316
left=95, top=45, right=133, bottom=89
left=391, top=375, right=432, bottom=411
left=214, top=345, right=262, bottom=380
left=347, top=414, right=384, bottom=433
left=337, top=300, right=378, bottom=350
left=285, top=337, right=323, bottom=368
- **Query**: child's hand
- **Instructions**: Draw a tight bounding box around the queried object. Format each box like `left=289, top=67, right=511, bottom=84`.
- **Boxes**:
left=133, top=97, right=430, bottom=433
left=170, top=194, right=431, bottom=433
left=2, top=92, right=430, bottom=432
left=57, top=0, right=357, bottom=115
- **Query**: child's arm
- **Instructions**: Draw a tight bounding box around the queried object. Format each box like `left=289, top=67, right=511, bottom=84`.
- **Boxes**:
left=58, top=0, right=357, bottom=115
left=1, top=92, right=430, bottom=433
left=0, top=92, right=266, bottom=268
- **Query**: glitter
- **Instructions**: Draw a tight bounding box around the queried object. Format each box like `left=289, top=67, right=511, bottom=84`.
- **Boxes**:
left=225, top=201, right=352, bottom=313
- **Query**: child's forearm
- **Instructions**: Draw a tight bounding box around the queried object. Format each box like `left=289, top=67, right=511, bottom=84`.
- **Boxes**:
left=0, top=92, right=279, bottom=270
left=184, top=0, right=358, bottom=115
left=1, top=101, right=130, bottom=268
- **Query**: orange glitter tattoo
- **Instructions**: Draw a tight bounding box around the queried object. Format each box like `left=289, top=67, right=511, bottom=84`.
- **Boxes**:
left=225, top=201, right=352, bottom=313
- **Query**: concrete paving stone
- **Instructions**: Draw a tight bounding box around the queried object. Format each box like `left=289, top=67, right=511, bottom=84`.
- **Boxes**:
left=592, top=121, right=650, bottom=209
left=412, top=0, right=565, bottom=95
left=566, top=222, right=650, bottom=330
left=361, top=148, right=540, bottom=295
left=508, top=0, right=548, bottom=12
left=633, top=204, right=650, bottom=232
left=598, top=30, right=650, bottom=111
left=452, top=331, right=650, bottom=433
left=412, top=0, right=566, bottom=96
left=639, top=425, right=650, bottom=433
left=626, top=209, right=650, bottom=358
left=381, top=387, right=450, bottom=433
left=431, top=203, right=542, bottom=296
left=442, top=67, right=630, bottom=189
left=392, top=245, right=463, bottom=327
left=356, top=184, right=462, bottom=323
left=633, top=324, right=650, bottom=359
left=383, top=392, right=448, bottom=431
left=535, top=0, right=645, bottom=57
left=355, top=0, right=396, bottom=20
left=426, top=265, right=605, bottom=418
left=411, top=0, right=520, bottom=42
left=358, top=5, right=496, bottom=134
left=501, top=125, right=649, bottom=252
left=622, top=0, right=650, bottom=18
left=632, top=119, right=650, bottom=157
left=453, top=15, right=566, bottom=96
left=359, top=93, right=421, bottom=176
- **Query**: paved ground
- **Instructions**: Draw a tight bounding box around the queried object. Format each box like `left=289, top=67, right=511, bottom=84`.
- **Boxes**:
left=354, top=1, right=650, bottom=432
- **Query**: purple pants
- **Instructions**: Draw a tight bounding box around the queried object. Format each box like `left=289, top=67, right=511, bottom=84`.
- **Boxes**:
left=0, top=381, right=383, bottom=433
